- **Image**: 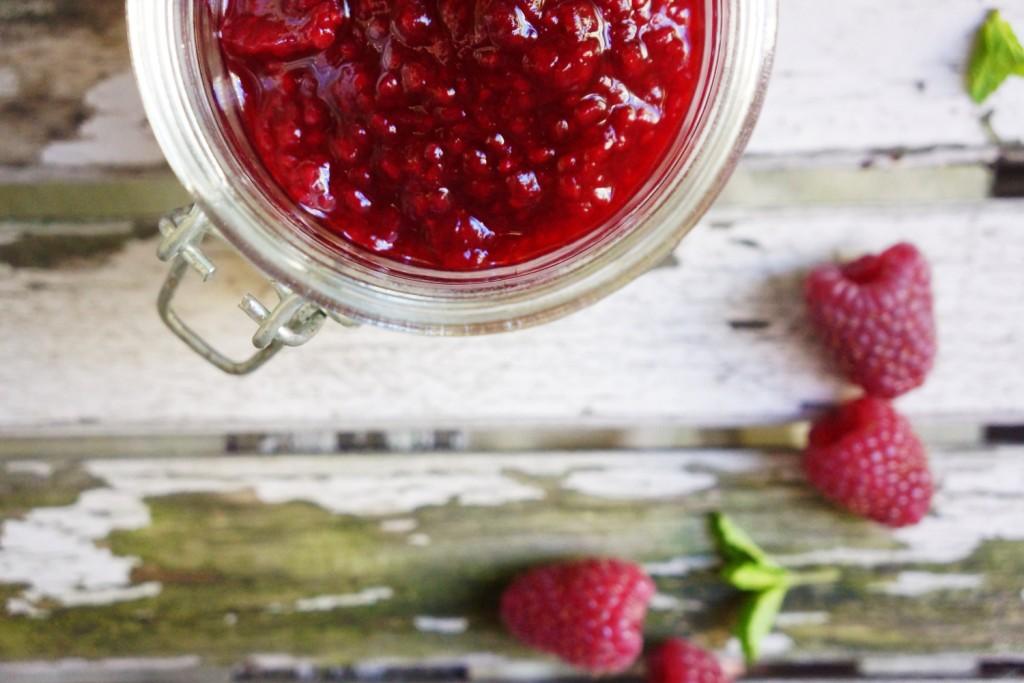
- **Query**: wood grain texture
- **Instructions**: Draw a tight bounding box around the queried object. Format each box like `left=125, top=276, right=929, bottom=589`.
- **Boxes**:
left=0, top=447, right=1021, bottom=666
left=2, top=0, right=1024, bottom=177
left=754, top=0, right=1024, bottom=162
left=2, top=201, right=1022, bottom=434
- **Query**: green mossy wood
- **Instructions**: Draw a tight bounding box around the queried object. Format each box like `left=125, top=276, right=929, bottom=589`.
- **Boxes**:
left=0, top=450, right=1021, bottom=665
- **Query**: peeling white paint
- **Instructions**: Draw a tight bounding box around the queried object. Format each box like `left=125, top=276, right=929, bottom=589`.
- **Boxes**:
left=379, top=518, right=418, bottom=534
left=0, top=68, right=18, bottom=99
left=0, top=488, right=150, bottom=615
left=414, top=616, right=469, bottom=634
left=0, top=450, right=1015, bottom=615
left=1, top=455, right=552, bottom=612
left=648, top=592, right=702, bottom=612
left=408, top=533, right=431, bottom=547
left=241, top=653, right=315, bottom=671
left=40, top=72, right=163, bottom=167
left=512, top=451, right=765, bottom=480
left=5, top=460, right=53, bottom=478
left=6, top=597, right=48, bottom=618
left=7, top=585, right=165, bottom=617
left=294, top=587, right=394, bottom=612
left=875, top=571, right=983, bottom=597
left=564, top=469, right=716, bottom=499
left=776, top=611, right=830, bottom=627
left=552, top=451, right=764, bottom=500
left=50, top=582, right=162, bottom=608
left=87, top=458, right=547, bottom=517
left=724, top=632, right=794, bottom=659
left=644, top=555, right=716, bottom=577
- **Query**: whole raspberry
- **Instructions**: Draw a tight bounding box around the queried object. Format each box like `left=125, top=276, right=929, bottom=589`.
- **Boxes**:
left=648, top=639, right=728, bottom=683
left=500, top=558, right=655, bottom=673
left=804, top=397, right=933, bottom=527
left=805, top=243, right=936, bottom=398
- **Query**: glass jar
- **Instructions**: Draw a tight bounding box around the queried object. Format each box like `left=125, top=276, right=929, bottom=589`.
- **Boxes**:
left=127, top=0, right=777, bottom=374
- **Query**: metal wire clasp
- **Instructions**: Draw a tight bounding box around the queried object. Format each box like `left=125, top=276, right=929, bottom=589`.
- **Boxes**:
left=156, top=205, right=335, bottom=375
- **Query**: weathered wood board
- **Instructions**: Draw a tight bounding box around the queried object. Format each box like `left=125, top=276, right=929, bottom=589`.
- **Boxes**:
left=2, top=201, right=1022, bottom=435
left=0, top=447, right=1021, bottom=670
left=2, top=0, right=1024, bottom=182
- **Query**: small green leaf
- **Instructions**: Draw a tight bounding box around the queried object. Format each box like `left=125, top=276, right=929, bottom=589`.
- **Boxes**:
left=722, top=561, right=791, bottom=592
left=968, top=10, right=1024, bottom=103
left=709, top=513, right=777, bottom=567
left=737, top=586, right=788, bottom=665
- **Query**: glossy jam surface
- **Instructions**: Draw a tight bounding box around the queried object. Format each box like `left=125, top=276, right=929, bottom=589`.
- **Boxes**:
left=216, top=0, right=706, bottom=270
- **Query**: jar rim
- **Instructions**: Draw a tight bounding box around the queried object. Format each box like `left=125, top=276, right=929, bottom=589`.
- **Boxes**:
left=128, top=0, right=777, bottom=335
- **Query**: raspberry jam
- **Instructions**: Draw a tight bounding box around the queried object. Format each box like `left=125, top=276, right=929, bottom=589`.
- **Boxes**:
left=215, top=0, right=707, bottom=271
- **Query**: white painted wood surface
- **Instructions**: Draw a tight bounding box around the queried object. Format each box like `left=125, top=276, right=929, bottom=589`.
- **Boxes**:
left=752, top=0, right=1024, bottom=163
left=38, top=73, right=163, bottom=169
left=10, top=0, right=1024, bottom=178
left=4, top=3, right=1022, bottom=434
left=2, top=201, right=1022, bottom=434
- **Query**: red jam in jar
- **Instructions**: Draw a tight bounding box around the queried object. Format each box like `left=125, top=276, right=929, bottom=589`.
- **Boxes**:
left=215, top=0, right=706, bottom=270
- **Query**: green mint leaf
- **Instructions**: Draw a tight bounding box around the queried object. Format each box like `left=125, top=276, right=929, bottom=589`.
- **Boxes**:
left=968, top=10, right=1024, bottom=103
left=709, top=513, right=777, bottom=567
left=737, top=586, right=787, bottom=665
left=722, top=561, right=791, bottom=592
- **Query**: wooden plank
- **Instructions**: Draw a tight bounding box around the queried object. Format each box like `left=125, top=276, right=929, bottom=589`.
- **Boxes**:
left=0, top=658, right=1012, bottom=683
left=0, top=176, right=191, bottom=222
left=0, top=446, right=1022, bottom=666
left=2, top=1, right=1024, bottom=179
left=0, top=659, right=1015, bottom=683
left=754, top=0, right=1024, bottom=162
left=0, top=163, right=995, bottom=223
left=0, top=658, right=220, bottom=683
left=1, top=201, right=1022, bottom=435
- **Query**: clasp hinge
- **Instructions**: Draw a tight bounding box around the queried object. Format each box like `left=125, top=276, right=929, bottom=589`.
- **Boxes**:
left=156, top=205, right=344, bottom=375
left=158, top=205, right=216, bottom=280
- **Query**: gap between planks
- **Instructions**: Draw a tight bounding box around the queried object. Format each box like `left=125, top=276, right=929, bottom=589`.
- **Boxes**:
left=0, top=421, right=1000, bottom=461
